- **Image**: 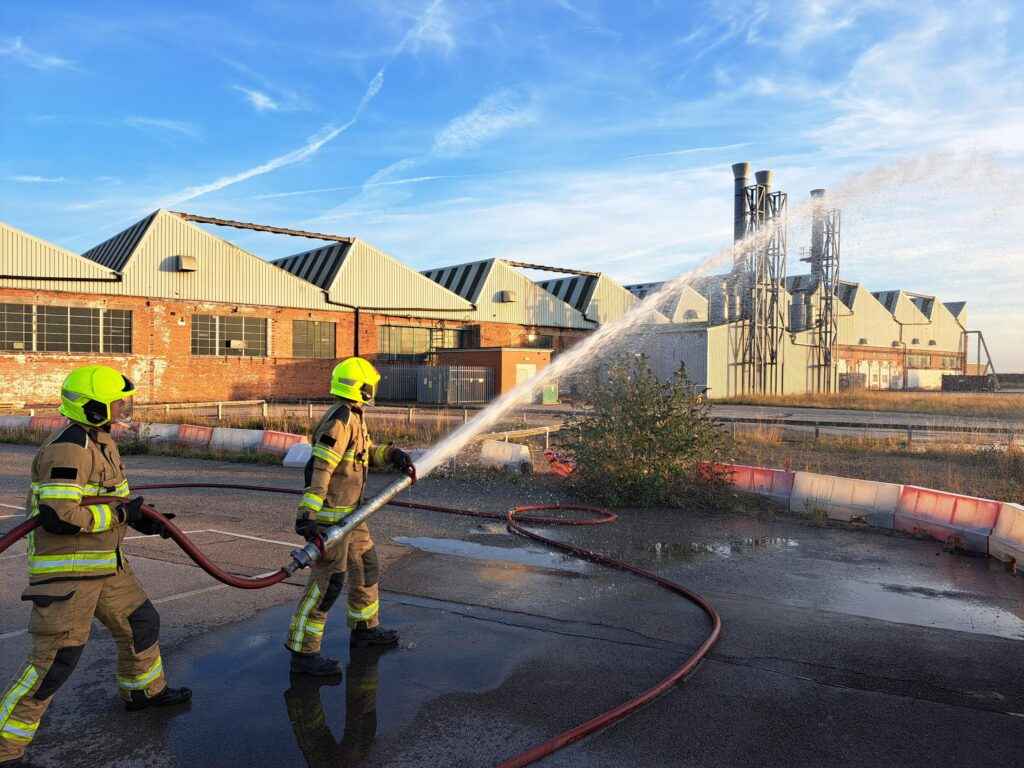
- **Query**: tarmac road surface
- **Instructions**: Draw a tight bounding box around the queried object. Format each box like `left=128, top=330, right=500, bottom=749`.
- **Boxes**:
left=1, top=445, right=1022, bottom=767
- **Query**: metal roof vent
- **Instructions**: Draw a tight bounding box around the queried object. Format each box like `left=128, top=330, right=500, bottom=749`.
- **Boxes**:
left=497, top=290, right=517, bottom=303
left=175, top=254, right=197, bottom=272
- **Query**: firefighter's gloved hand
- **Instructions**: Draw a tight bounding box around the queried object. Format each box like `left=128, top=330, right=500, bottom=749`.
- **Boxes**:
left=295, top=517, right=320, bottom=542
left=130, top=512, right=176, bottom=539
left=117, top=496, right=146, bottom=525
left=389, top=448, right=417, bottom=484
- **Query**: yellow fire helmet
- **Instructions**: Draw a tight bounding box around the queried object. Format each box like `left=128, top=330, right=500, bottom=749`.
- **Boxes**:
left=59, top=365, right=136, bottom=427
left=330, top=357, right=381, bottom=405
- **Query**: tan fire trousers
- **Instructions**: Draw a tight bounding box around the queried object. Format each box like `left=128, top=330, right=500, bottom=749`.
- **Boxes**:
left=287, top=523, right=380, bottom=654
left=0, top=567, right=166, bottom=762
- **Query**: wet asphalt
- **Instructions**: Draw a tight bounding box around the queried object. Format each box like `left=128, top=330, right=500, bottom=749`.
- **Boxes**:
left=1, top=444, right=1022, bottom=767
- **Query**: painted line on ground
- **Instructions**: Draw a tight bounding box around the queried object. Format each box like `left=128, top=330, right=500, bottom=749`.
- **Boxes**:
left=0, top=503, right=25, bottom=510
left=206, top=529, right=298, bottom=548
left=0, top=515, right=21, bottom=520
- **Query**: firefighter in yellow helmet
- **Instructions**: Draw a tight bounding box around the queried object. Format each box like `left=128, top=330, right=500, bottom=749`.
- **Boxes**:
left=0, top=365, right=191, bottom=765
left=286, top=357, right=415, bottom=676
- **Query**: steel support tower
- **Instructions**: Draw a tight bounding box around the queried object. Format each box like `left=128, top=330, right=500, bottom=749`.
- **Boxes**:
left=803, top=190, right=841, bottom=392
left=732, top=173, right=787, bottom=395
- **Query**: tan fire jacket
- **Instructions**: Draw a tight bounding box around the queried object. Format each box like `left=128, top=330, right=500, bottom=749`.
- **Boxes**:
left=297, top=403, right=392, bottom=525
left=24, top=422, right=131, bottom=584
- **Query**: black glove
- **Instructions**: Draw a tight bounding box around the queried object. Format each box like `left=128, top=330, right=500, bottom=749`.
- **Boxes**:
left=117, top=496, right=145, bottom=525
left=389, top=448, right=417, bottom=484
left=295, top=517, right=320, bottom=542
left=119, top=497, right=176, bottom=538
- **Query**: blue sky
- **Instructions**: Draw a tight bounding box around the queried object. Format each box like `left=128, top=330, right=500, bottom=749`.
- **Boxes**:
left=2, top=1, right=1023, bottom=367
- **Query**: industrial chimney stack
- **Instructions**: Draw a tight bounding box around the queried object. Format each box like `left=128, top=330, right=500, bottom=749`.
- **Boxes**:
left=732, top=162, right=750, bottom=244
left=809, top=188, right=826, bottom=281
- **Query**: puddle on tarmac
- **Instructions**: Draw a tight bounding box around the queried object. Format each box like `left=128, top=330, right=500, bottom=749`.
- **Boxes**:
left=166, top=602, right=533, bottom=768
left=393, top=536, right=590, bottom=573
left=832, top=579, right=1024, bottom=640
left=591, top=535, right=800, bottom=565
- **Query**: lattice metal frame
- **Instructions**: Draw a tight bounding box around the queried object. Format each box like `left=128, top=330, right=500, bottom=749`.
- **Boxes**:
left=812, top=208, right=840, bottom=392
left=730, top=186, right=788, bottom=395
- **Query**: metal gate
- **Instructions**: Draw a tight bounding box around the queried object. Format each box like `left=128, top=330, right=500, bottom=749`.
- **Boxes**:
left=418, top=366, right=494, bottom=404
left=377, top=363, right=419, bottom=402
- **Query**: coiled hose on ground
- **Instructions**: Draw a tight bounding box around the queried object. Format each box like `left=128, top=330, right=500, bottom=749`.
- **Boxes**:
left=0, top=481, right=721, bottom=767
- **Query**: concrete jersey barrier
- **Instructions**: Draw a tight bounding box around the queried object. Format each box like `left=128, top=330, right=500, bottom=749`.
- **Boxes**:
left=790, top=471, right=901, bottom=528
left=210, top=427, right=264, bottom=452
left=894, top=485, right=1001, bottom=554
left=989, top=503, right=1024, bottom=574
left=723, top=463, right=795, bottom=504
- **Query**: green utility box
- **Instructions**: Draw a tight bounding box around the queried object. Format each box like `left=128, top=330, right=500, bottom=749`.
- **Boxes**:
left=539, top=382, right=559, bottom=405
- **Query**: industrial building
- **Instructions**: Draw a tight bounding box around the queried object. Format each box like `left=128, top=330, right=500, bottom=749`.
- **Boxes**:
left=0, top=211, right=592, bottom=405
left=624, top=163, right=985, bottom=396
left=0, top=163, right=991, bottom=406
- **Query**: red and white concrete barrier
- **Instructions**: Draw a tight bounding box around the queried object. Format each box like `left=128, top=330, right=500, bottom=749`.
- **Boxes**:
left=790, top=472, right=901, bottom=528
left=894, top=485, right=1001, bottom=554
left=210, top=427, right=263, bottom=452
left=989, top=503, right=1024, bottom=574
left=721, top=463, right=795, bottom=504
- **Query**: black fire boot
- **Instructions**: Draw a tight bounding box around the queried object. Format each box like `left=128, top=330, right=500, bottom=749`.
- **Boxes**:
left=126, top=685, right=193, bottom=711
left=290, top=651, right=343, bottom=677
left=350, top=623, right=399, bottom=648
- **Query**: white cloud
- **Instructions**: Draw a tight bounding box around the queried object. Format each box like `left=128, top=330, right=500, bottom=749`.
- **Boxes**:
left=155, top=68, right=385, bottom=208
left=432, top=89, right=538, bottom=156
left=233, top=86, right=279, bottom=112
left=222, top=59, right=314, bottom=111
left=8, top=175, right=66, bottom=183
left=0, top=37, right=76, bottom=71
left=400, top=0, right=455, bottom=55
left=124, top=116, right=200, bottom=138
left=806, top=5, right=1023, bottom=156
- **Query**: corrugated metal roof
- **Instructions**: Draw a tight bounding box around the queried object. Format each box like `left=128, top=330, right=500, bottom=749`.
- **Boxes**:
left=1, top=221, right=122, bottom=297
left=273, top=243, right=350, bottom=290
left=943, top=301, right=966, bottom=319
left=907, top=293, right=935, bottom=318
left=422, top=260, right=494, bottom=302
left=536, top=275, right=598, bottom=312
left=872, top=290, right=900, bottom=313
left=625, top=281, right=664, bottom=299
left=81, top=211, right=158, bottom=272
left=835, top=280, right=859, bottom=310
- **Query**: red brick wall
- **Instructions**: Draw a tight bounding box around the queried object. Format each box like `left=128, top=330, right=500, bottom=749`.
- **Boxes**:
left=0, top=287, right=590, bottom=405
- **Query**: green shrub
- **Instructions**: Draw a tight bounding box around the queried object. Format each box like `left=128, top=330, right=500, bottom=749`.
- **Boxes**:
left=563, top=355, right=728, bottom=508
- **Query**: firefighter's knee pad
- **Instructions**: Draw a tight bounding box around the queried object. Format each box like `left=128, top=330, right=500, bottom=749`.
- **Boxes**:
left=128, top=600, right=160, bottom=653
left=361, top=547, right=380, bottom=587
left=318, top=572, right=345, bottom=612
left=34, top=645, right=85, bottom=700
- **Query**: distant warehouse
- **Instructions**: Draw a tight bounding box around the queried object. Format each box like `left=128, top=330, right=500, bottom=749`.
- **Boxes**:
left=0, top=211, right=596, bottom=404
left=0, top=171, right=993, bottom=405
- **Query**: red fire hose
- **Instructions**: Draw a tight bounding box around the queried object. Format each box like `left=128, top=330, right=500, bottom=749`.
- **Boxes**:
left=0, top=482, right=721, bottom=767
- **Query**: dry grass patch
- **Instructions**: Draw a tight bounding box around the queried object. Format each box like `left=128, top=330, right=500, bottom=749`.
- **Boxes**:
left=717, top=391, right=1024, bottom=419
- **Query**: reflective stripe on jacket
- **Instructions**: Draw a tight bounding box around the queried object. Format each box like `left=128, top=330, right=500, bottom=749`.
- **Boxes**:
left=298, top=403, right=392, bottom=526
left=25, top=423, right=130, bottom=583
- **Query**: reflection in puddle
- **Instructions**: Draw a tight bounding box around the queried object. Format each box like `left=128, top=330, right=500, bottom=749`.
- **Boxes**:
left=393, top=536, right=589, bottom=573
left=643, top=536, right=800, bottom=563
left=285, top=647, right=384, bottom=767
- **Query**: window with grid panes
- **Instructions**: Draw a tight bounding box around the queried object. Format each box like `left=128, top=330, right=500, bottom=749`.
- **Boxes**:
left=292, top=320, right=335, bottom=358
left=103, top=310, right=133, bottom=353
left=191, top=315, right=268, bottom=357
left=0, top=304, right=33, bottom=351
left=0, top=305, right=133, bottom=354
left=378, top=325, right=470, bottom=360
left=37, top=306, right=71, bottom=352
